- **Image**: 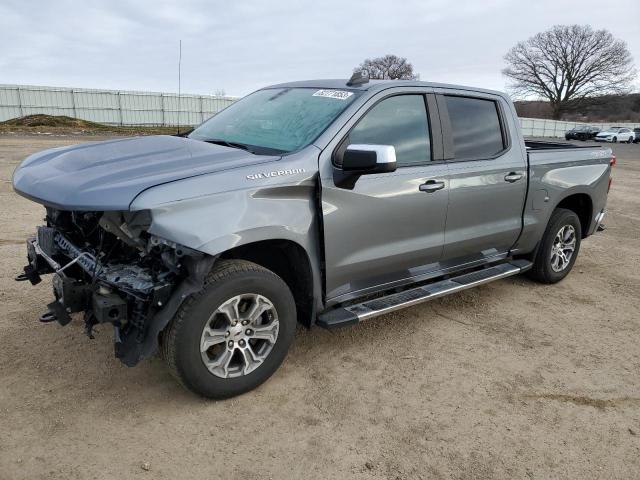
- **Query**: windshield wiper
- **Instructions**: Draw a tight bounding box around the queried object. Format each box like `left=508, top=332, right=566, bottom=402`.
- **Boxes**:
left=201, top=138, right=254, bottom=153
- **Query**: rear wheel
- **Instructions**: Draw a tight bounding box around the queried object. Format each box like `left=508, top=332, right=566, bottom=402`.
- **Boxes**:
left=528, top=208, right=582, bottom=284
left=161, top=259, right=296, bottom=398
left=627, top=136, right=633, bottom=144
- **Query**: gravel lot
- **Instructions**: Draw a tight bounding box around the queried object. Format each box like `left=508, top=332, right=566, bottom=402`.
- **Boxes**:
left=1, top=135, right=639, bottom=480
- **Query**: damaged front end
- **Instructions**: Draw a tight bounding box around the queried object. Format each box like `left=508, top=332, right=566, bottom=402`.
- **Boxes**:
left=17, top=208, right=214, bottom=366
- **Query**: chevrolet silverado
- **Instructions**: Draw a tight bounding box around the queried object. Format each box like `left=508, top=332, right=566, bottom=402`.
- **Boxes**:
left=13, top=74, right=613, bottom=398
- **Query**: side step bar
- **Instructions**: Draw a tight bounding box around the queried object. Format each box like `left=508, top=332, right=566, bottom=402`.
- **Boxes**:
left=317, top=260, right=532, bottom=329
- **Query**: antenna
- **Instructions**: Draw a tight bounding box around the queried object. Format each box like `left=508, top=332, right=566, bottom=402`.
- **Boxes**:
left=347, top=70, right=369, bottom=86
left=177, top=39, right=182, bottom=135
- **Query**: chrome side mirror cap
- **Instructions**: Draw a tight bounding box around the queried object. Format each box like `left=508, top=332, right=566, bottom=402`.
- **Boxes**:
left=341, top=144, right=397, bottom=173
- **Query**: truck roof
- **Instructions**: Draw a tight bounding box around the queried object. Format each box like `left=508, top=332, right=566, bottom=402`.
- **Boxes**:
left=265, top=79, right=507, bottom=97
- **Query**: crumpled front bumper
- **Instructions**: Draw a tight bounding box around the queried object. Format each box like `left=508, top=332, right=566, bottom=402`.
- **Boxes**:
left=16, top=225, right=215, bottom=366
left=17, top=227, right=130, bottom=327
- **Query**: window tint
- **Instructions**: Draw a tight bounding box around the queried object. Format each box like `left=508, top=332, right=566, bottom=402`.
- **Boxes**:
left=444, top=96, right=505, bottom=160
left=348, top=95, right=431, bottom=167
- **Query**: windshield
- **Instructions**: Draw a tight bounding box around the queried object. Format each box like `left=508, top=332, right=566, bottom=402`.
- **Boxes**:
left=189, top=87, right=360, bottom=154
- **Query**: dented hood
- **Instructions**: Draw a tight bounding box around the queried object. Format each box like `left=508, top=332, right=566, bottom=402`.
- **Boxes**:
left=12, top=135, right=279, bottom=210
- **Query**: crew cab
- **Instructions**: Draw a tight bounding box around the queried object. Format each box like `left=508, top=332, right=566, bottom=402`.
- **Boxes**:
left=13, top=75, right=613, bottom=398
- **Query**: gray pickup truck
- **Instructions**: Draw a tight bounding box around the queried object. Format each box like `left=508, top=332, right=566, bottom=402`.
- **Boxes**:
left=13, top=75, right=613, bottom=398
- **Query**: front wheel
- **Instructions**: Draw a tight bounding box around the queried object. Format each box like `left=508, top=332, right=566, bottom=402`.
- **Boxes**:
left=528, top=208, right=582, bottom=284
left=612, top=136, right=618, bottom=143
left=161, top=259, right=296, bottom=399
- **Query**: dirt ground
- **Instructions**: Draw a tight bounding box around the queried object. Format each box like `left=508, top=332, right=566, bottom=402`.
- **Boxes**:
left=1, top=135, right=639, bottom=480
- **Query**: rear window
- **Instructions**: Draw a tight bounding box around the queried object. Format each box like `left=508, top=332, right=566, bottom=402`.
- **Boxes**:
left=444, top=96, right=505, bottom=160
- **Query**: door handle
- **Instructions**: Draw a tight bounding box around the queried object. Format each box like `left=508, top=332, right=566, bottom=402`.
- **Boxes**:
left=504, top=172, right=523, bottom=183
left=419, top=180, right=445, bottom=193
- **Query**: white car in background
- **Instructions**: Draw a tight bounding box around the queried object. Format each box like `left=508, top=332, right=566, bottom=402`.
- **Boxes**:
left=594, top=127, right=635, bottom=143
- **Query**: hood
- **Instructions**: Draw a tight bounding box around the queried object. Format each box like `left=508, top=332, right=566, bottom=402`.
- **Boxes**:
left=12, top=135, right=280, bottom=210
left=597, top=130, right=617, bottom=136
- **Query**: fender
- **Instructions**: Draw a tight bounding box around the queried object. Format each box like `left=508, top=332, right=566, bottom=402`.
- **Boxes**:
left=513, top=157, right=609, bottom=254
left=129, top=151, right=324, bottom=314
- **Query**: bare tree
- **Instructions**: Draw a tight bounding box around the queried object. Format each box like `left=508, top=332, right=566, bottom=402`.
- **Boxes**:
left=355, top=54, right=419, bottom=80
left=503, top=25, right=636, bottom=119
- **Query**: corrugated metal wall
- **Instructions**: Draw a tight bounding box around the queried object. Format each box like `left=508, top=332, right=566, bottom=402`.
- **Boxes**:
left=0, top=84, right=237, bottom=126
left=519, top=118, right=638, bottom=138
left=1, top=84, right=638, bottom=135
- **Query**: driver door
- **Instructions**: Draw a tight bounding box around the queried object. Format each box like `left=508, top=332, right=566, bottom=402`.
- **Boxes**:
left=320, top=92, right=449, bottom=303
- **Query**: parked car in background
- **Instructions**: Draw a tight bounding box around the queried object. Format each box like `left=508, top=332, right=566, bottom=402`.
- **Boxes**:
left=595, top=127, right=635, bottom=143
left=633, top=128, right=640, bottom=143
left=565, top=125, right=600, bottom=141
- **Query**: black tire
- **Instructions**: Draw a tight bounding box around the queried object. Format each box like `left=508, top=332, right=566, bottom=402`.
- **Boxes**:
left=627, top=136, right=633, bottom=144
left=612, top=136, right=617, bottom=143
left=528, top=208, right=582, bottom=284
left=161, top=259, right=296, bottom=399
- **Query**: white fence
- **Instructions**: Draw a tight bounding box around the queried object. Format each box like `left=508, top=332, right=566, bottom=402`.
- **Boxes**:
left=0, top=84, right=237, bottom=126
left=1, top=84, right=638, bottom=134
left=519, top=117, right=638, bottom=138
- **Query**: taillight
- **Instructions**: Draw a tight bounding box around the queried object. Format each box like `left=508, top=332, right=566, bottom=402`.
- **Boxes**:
left=608, top=153, right=616, bottom=192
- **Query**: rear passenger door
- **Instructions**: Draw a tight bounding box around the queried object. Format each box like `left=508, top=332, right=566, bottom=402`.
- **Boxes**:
left=436, top=92, right=527, bottom=265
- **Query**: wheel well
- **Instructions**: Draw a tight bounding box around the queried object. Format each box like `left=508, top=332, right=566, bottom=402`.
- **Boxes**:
left=219, top=240, right=315, bottom=327
left=556, top=193, right=593, bottom=237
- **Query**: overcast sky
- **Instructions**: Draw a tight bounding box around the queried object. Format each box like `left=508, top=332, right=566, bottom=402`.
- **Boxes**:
left=1, top=0, right=638, bottom=97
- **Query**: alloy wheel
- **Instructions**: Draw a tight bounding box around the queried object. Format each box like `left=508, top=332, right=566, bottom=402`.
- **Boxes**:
left=200, top=294, right=279, bottom=378
left=550, top=225, right=577, bottom=272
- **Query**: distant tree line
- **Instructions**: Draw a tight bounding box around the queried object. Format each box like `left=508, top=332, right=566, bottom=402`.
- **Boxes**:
left=515, top=93, right=640, bottom=123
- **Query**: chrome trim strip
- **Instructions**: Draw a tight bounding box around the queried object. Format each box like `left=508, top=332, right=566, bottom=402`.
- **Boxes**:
left=349, top=264, right=522, bottom=322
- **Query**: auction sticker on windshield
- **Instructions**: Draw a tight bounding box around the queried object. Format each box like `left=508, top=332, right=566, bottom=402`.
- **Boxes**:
left=312, top=89, right=354, bottom=100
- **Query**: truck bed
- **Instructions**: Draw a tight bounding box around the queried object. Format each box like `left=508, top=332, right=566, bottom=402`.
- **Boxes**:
left=524, top=140, right=604, bottom=151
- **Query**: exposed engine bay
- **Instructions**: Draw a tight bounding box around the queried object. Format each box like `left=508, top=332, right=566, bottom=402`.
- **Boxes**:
left=18, top=208, right=214, bottom=366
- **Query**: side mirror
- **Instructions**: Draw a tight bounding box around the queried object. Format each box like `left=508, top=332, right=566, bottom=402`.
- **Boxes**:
left=333, top=144, right=397, bottom=189
left=341, top=144, right=397, bottom=174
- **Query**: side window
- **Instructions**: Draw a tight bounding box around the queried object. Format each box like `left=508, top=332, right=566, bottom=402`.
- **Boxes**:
left=348, top=95, right=431, bottom=167
left=444, top=96, right=505, bottom=160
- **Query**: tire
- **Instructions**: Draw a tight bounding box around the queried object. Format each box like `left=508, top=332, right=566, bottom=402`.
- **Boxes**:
left=528, top=208, right=582, bottom=284
left=161, top=259, right=296, bottom=399
left=612, top=136, right=617, bottom=143
left=627, top=136, right=633, bottom=144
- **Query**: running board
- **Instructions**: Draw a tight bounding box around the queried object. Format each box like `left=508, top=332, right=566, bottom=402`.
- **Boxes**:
left=317, top=260, right=532, bottom=329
